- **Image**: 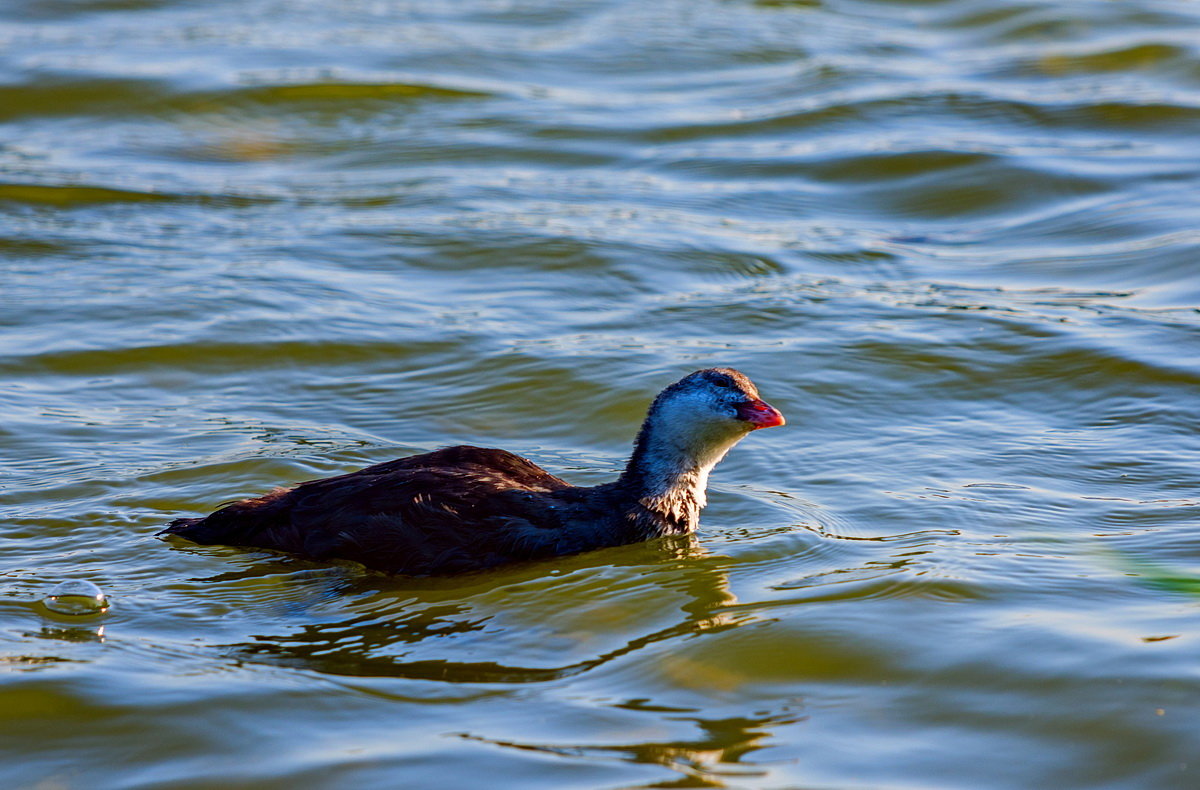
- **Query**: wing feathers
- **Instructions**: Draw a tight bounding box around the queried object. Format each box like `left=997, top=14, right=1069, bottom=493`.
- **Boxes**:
left=163, top=446, right=575, bottom=574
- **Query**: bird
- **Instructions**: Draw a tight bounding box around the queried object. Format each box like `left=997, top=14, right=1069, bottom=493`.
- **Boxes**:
left=160, top=367, right=784, bottom=575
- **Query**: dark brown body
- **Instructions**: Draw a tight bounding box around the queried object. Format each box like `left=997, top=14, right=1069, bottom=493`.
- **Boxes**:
left=162, top=446, right=687, bottom=575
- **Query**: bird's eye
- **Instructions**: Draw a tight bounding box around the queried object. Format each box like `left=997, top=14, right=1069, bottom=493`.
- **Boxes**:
left=711, top=374, right=733, bottom=388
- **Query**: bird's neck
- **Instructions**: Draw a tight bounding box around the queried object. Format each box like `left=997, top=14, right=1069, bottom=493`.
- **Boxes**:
left=618, top=415, right=746, bottom=535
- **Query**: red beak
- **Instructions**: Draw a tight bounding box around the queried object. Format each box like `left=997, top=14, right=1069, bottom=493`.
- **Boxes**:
left=737, top=398, right=785, bottom=429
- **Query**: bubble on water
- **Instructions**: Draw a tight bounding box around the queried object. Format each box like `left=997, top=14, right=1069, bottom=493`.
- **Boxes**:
left=41, top=579, right=110, bottom=616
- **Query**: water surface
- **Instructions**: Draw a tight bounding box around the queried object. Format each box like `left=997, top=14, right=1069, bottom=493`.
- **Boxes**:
left=3, top=0, right=1200, bottom=787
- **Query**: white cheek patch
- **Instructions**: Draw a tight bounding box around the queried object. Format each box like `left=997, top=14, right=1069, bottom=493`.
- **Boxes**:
left=627, top=375, right=767, bottom=530
left=646, top=391, right=749, bottom=471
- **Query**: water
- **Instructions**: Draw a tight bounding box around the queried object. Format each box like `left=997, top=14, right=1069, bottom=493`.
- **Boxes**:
left=3, top=0, right=1200, bottom=786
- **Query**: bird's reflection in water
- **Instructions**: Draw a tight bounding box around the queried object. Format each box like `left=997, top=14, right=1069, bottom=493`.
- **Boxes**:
left=460, top=708, right=803, bottom=789
left=202, top=534, right=804, bottom=786
left=217, top=534, right=747, bottom=683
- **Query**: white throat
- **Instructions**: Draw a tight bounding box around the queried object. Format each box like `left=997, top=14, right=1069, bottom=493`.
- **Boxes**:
left=629, top=402, right=751, bottom=525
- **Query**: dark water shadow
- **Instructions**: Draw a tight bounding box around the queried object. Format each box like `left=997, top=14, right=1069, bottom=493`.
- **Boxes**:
left=215, top=535, right=750, bottom=685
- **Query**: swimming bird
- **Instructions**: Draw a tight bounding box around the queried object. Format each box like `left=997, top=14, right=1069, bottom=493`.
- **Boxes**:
left=161, top=368, right=784, bottom=575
